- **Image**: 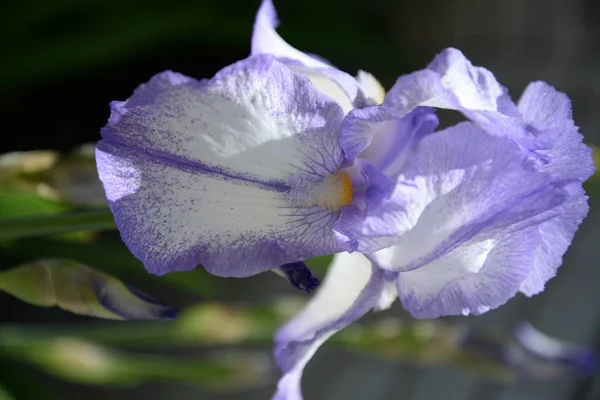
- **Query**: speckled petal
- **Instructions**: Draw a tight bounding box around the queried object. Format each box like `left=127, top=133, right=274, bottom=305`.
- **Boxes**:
left=96, top=55, right=353, bottom=277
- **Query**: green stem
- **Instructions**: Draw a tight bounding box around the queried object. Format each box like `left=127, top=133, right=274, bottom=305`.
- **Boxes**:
left=122, top=358, right=231, bottom=384
left=0, top=320, right=274, bottom=349
left=0, top=209, right=116, bottom=240
left=0, top=322, right=176, bottom=348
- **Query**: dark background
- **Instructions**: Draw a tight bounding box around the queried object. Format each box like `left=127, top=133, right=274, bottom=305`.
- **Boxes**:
left=1, top=0, right=600, bottom=399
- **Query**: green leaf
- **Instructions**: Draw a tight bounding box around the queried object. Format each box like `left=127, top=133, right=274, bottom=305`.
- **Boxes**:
left=0, top=259, right=177, bottom=320
left=1, top=237, right=220, bottom=296
left=0, top=189, right=67, bottom=218
left=0, top=209, right=115, bottom=240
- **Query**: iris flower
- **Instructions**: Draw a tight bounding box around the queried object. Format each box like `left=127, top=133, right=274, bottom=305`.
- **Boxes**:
left=96, top=46, right=395, bottom=279
left=96, top=1, right=594, bottom=399
left=247, top=1, right=594, bottom=399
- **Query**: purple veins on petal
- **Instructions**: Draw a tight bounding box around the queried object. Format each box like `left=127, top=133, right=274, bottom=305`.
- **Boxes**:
left=96, top=52, right=398, bottom=280
left=96, top=55, right=358, bottom=278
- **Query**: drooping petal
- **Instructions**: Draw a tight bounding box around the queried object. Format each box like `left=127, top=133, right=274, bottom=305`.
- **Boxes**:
left=97, top=55, right=354, bottom=277
left=273, top=252, right=386, bottom=400
left=251, top=0, right=367, bottom=113
left=396, top=226, right=540, bottom=319
left=515, top=82, right=593, bottom=295
left=371, top=122, right=564, bottom=271
left=368, top=123, right=569, bottom=318
left=519, top=184, right=588, bottom=296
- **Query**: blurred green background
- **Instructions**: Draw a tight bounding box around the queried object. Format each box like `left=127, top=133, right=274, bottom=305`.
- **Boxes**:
left=1, top=0, right=600, bottom=399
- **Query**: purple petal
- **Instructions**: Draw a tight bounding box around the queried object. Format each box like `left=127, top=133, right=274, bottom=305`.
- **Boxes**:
left=343, top=158, right=394, bottom=211
left=355, top=107, right=439, bottom=176
left=96, top=55, right=355, bottom=277
left=372, top=122, right=565, bottom=271
left=339, top=105, right=439, bottom=238
left=342, top=48, right=537, bottom=160
left=368, top=123, right=569, bottom=318
left=273, top=252, right=387, bottom=400
left=519, top=183, right=589, bottom=296
left=426, top=48, right=505, bottom=111
left=397, top=225, right=540, bottom=319
left=515, top=82, right=593, bottom=295
left=332, top=159, right=407, bottom=254
left=340, top=105, right=395, bottom=161
left=517, top=81, right=594, bottom=182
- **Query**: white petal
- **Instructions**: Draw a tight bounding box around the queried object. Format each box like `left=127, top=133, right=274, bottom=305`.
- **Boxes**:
left=371, top=122, right=562, bottom=272
left=97, top=55, right=350, bottom=277
left=288, top=64, right=355, bottom=114
left=97, top=142, right=343, bottom=277
left=251, top=0, right=363, bottom=114
left=101, top=59, right=343, bottom=184
left=273, top=252, right=385, bottom=399
left=357, top=70, right=386, bottom=104
left=251, top=0, right=330, bottom=70
left=397, top=227, right=540, bottom=318
left=426, top=48, right=504, bottom=111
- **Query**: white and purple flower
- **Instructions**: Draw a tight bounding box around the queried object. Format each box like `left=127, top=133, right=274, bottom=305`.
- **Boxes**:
left=95, top=1, right=594, bottom=399
left=96, top=53, right=398, bottom=279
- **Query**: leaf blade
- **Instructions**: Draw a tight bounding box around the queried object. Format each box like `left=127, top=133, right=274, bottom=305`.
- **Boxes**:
left=0, top=259, right=177, bottom=321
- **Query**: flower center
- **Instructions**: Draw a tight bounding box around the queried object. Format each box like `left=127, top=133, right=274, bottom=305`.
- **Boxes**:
left=314, top=171, right=353, bottom=211
left=287, top=170, right=354, bottom=211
